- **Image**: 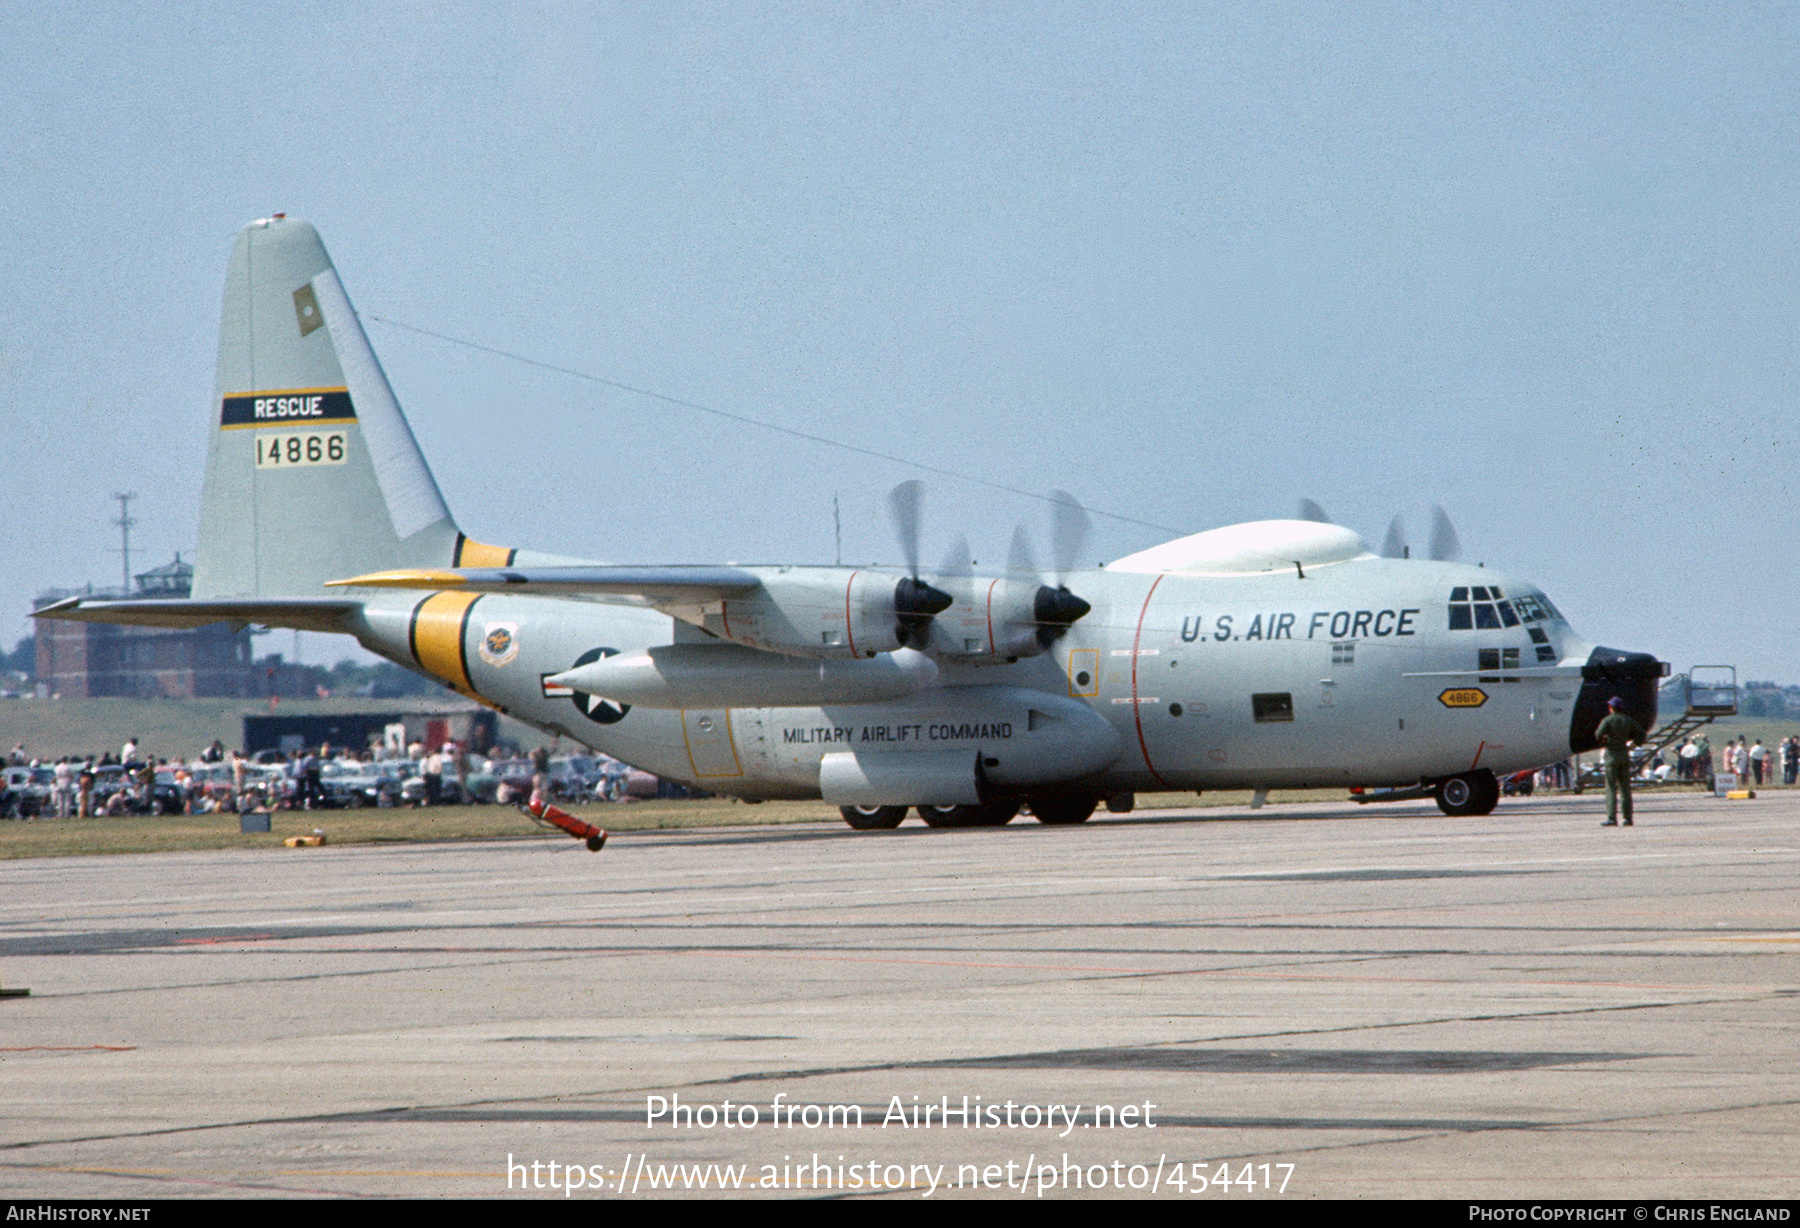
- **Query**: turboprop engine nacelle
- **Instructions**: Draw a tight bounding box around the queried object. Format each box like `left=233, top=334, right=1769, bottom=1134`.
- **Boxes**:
left=699, top=569, right=952, bottom=660
left=546, top=643, right=939, bottom=709
left=923, top=576, right=1094, bottom=662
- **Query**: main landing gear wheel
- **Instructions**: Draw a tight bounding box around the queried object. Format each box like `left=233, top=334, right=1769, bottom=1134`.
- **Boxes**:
left=840, top=804, right=907, bottom=830
left=1028, top=794, right=1098, bottom=825
left=1472, top=771, right=1500, bottom=815
left=917, top=801, right=1019, bottom=828
left=1435, top=770, right=1500, bottom=817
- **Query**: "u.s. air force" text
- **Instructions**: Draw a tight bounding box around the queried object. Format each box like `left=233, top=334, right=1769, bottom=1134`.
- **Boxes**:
left=1180, top=609, right=1420, bottom=643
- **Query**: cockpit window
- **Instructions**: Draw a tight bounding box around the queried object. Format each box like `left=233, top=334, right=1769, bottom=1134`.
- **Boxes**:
left=1450, top=586, right=1555, bottom=631
left=1450, top=586, right=1506, bottom=630
left=1509, top=591, right=1564, bottom=624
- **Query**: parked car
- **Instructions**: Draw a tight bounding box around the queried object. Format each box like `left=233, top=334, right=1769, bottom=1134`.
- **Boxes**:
left=546, top=754, right=604, bottom=801
left=1, top=764, right=54, bottom=818
left=319, top=760, right=402, bottom=808
left=1501, top=769, right=1536, bottom=796
left=463, top=757, right=534, bottom=804
left=90, top=765, right=184, bottom=815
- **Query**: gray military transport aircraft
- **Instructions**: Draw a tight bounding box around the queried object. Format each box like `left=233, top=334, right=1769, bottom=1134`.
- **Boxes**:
left=37, top=217, right=1666, bottom=829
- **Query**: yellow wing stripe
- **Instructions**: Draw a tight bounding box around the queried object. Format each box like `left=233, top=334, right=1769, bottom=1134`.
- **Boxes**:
left=410, top=591, right=480, bottom=695
left=328, top=569, right=465, bottom=589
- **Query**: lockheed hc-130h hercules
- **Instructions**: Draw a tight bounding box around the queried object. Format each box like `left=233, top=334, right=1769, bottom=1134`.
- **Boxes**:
left=38, top=217, right=1666, bottom=829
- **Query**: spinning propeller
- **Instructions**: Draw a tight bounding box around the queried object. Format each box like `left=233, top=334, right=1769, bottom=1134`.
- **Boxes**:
left=1296, top=499, right=1463, bottom=562
left=1378, top=506, right=1462, bottom=562
left=1008, top=491, right=1093, bottom=648
left=885, top=481, right=1094, bottom=656
left=886, top=481, right=953, bottom=649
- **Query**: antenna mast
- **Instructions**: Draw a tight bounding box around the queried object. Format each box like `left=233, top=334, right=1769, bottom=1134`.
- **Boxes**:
left=113, top=491, right=138, bottom=593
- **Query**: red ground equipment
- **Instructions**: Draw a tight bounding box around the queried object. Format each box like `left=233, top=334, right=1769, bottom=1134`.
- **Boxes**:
left=523, top=797, right=607, bottom=852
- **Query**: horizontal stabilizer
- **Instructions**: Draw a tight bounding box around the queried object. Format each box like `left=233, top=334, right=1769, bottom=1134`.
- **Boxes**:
left=329, top=565, right=764, bottom=604
left=33, top=596, right=360, bottom=634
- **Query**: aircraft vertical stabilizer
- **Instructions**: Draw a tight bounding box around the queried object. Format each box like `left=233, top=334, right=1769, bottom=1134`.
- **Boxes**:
left=192, top=216, right=462, bottom=600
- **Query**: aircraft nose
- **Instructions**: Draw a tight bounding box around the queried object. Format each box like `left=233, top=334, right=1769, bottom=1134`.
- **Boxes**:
left=1568, top=647, right=1667, bottom=753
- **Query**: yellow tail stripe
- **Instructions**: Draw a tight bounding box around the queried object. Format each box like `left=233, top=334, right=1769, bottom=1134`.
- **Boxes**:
left=453, top=535, right=516, bottom=567
left=410, top=591, right=480, bottom=694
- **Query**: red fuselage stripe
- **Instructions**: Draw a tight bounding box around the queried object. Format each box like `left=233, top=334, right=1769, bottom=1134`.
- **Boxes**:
left=845, top=572, right=859, bottom=657
left=1131, top=574, right=1173, bottom=789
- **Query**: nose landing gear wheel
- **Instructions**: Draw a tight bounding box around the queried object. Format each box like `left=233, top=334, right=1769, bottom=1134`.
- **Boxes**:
left=1435, top=770, right=1500, bottom=817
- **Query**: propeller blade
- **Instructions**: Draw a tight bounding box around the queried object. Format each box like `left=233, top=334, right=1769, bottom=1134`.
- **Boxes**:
left=888, top=480, right=923, bottom=577
left=1297, top=498, right=1332, bottom=524
left=1429, top=505, right=1461, bottom=562
left=1381, top=515, right=1408, bottom=560
left=938, top=534, right=973, bottom=579
left=1005, top=497, right=1093, bottom=648
left=884, top=481, right=955, bottom=648
left=1048, top=490, right=1091, bottom=583
left=1006, top=524, right=1038, bottom=578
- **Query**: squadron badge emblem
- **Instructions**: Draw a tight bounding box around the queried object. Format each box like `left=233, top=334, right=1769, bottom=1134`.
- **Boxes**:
left=479, top=622, right=519, bottom=667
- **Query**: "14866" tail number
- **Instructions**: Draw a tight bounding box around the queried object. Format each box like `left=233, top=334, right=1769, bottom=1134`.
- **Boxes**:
left=255, top=431, right=347, bottom=468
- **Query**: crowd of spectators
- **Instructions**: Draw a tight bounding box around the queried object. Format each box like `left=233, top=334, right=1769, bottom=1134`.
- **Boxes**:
left=1571, top=732, right=1800, bottom=787
left=14, top=726, right=1794, bottom=821
left=3, top=736, right=651, bottom=819
left=1675, top=733, right=1800, bottom=786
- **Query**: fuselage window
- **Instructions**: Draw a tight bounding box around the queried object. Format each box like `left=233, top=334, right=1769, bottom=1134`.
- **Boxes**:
left=1252, top=692, right=1295, bottom=723
left=1479, top=647, right=1521, bottom=682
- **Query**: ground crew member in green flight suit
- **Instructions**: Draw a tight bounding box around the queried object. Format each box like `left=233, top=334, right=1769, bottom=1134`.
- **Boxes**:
left=1595, top=696, right=1646, bottom=827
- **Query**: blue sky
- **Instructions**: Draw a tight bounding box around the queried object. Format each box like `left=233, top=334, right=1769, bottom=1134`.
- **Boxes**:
left=3, top=2, right=1796, bottom=680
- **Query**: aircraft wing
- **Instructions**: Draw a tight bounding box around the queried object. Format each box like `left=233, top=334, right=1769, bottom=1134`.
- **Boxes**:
left=328, top=565, right=765, bottom=606
left=33, top=596, right=362, bottom=634
left=1400, top=666, right=1589, bottom=679
left=1404, top=658, right=1668, bottom=682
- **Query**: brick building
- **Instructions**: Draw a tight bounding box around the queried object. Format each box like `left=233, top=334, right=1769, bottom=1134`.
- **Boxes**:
left=33, top=557, right=255, bottom=698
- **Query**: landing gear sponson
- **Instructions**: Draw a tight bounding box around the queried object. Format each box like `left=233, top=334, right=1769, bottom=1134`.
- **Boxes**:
left=839, top=795, right=1096, bottom=829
